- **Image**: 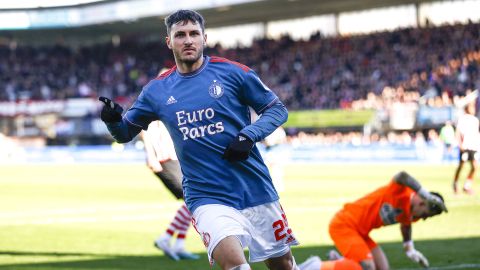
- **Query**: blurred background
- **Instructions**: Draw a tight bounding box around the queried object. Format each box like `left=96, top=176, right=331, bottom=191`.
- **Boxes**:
left=1, top=1, right=480, bottom=270
left=0, top=0, right=479, bottom=164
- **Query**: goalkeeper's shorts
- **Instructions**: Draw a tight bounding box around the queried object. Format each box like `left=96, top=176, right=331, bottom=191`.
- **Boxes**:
left=329, top=213, right=377, bottom=263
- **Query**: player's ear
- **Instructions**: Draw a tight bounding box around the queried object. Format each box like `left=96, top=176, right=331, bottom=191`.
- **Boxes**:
left=203, top=33, right=207, bottom=46
left=166, top=36, right=172, bottom=49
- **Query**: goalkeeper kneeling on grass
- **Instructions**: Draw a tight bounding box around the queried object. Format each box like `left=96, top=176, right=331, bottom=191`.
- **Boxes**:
left=299, top=171, right=447, bottom=270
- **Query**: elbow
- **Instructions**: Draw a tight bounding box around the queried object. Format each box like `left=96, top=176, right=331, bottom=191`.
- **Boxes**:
left=393, top=171, right=408, bottom=182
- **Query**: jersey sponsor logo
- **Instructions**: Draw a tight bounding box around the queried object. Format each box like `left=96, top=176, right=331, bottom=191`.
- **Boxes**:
left=379, top=203, right=403, bottom=225
left=209, top=80, right=224, bottom=98
left=166, top=96, right=177, bottom=105
left=176, top=107, right=225, bottom=140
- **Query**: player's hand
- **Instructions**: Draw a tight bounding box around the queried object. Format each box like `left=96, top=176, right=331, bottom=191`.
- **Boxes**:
left=406, top=248, right=429, bottom=268
left=404, top=241, right=429, bottom=268
left=99, top=96, right=123, bottom=123
left=147, top=159, right=163, bottom=173
left=418, top=188, right=448, bottom=213
left=222, top=133, right=254, bottom=162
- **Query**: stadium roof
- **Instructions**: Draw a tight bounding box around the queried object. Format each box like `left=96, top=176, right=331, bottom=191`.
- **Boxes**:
left=0, top=0, right=110, bottom=10
left=0, top=0, right=442, bottom=45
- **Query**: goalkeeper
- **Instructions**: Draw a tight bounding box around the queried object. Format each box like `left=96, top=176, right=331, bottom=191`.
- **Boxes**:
left=298, top=171, right=447, bottom=270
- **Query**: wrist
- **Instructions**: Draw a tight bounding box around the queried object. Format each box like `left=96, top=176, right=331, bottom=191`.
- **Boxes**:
left=403, top=240, right=414, bottom=251
left=238, top=132, right=254, bottom=143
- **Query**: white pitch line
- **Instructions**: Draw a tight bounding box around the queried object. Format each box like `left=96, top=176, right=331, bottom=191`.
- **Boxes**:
left=0, top=202, right=183, bottom=226
left=0, top=203, right=178, bottom=219
left=397, top=263, right=480, bottom=270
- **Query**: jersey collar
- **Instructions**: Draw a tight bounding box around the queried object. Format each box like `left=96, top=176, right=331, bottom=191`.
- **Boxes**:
left=176, top=56, right=210, bottom=78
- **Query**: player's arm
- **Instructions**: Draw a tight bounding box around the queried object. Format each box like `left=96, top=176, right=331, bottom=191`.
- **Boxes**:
left=141, top=130, right=163, bottom=172
left=223, top=69, right=288, bottom=162
left=401, top=224, right=429, bottom=268
left=223, top=100, right=287, bottom=162
left=392, top=171, right=422, bottom=191
left=99, top=96, right=142, bottom=143
left=241, top=100, right=288, bottom=142
left=393, top=171, right=448, bottom=212
left=400, top=223, right=412, bottom=243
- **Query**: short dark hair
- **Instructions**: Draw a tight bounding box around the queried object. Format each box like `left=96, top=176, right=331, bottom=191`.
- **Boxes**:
left=428, top=191, right=446, bottom=215
left=164, top=9, right=205, bottom=35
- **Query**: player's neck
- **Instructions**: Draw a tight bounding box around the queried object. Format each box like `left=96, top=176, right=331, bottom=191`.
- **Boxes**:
left=176, top=55, right=205, bottom=74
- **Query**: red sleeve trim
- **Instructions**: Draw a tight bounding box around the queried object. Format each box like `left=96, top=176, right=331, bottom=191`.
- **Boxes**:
left=210, top=56, right=250, bottom=72
left=155, top=66, right=177, bottom=80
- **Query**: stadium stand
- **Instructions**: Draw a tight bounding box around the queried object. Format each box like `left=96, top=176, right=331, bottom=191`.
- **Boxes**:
left=1, top=22, right=479, bottom=107
left=0, top=1, right=479, bottom=151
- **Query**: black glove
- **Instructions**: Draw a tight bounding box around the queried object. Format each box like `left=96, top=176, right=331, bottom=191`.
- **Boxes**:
left=222, top=133, right=254, bottom=162
left=99, top=96, right=123, bottom=123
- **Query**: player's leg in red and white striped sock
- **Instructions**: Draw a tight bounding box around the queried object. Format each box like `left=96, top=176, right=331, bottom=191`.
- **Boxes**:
left=171, top=205, right=199, bottom=259
left=154, top=204, right=190, bottom=261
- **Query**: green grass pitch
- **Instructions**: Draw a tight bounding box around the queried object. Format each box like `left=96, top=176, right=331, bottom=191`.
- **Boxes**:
left=0, top=163, right=479, bottom=270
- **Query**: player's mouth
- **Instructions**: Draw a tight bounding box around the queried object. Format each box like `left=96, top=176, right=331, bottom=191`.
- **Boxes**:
left=183, top=47, right=196, bottom=53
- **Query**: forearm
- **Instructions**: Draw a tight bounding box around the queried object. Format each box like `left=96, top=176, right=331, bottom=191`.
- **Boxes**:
left=402, top=223, right=429, bottom=267
left=240, top=100, right=288, bottom=142
left=106, top=119, right=142, bottom=143
left=400, top=224, right=412, bottom=243
left=392, top=171, right=422, bottom=191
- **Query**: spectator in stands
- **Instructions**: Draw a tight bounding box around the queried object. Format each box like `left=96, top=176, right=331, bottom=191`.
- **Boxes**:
left=2, top=21, right=480, bottom=113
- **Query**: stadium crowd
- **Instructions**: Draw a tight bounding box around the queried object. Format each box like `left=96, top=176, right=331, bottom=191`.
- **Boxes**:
left=287, top=128, right=444, bottom=149
left=1, top=21, right=479, bottom=111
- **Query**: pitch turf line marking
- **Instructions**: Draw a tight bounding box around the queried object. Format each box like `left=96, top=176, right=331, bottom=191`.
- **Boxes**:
left=397, top=263, right=480, bottom=270
left=1, top=213, right=172, bottom=226
left=0, top=202, right=183, bottom=226
left=0, top=202, right=179, bottom=218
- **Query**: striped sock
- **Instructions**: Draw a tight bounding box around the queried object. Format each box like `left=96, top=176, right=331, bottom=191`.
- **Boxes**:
left=171, top=204, right=192, bottom=251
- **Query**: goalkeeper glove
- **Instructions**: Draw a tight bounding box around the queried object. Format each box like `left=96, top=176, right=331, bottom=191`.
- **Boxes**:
left=417, top=188, right=448, bottom=213
left=99, top=96, right=123, bottom=123
left=222, top=133, right=254, bottom=162
left=404, top=241, right=429, bottom=268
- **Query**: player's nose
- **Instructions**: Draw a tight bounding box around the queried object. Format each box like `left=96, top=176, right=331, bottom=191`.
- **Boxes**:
left=184, top=36, right=193, bottom=45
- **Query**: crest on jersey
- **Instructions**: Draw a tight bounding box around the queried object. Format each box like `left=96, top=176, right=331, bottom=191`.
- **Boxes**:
left=209, top=80, right=224, bottom=98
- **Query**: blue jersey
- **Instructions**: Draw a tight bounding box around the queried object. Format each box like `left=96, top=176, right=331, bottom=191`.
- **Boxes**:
left=124, top=56, right=286, bottom=212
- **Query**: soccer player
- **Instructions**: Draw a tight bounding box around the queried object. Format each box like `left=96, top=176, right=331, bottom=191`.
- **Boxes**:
left=99, top=9, right=299, bottom=270
left=452, top=102, right=479, bottom=194
left=298, top=171, right=447, bottom=270
left=142, top=120, right=199, bottom=261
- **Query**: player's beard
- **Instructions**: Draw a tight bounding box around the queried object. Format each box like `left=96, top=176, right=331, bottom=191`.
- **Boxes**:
left=174, top=45, right=203, bottom=67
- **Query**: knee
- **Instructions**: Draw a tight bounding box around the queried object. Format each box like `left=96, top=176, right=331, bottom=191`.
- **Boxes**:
left=265, top=252, right=297, bottom=270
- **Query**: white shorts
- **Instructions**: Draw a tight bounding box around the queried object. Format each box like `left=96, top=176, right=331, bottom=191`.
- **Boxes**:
left=192, top=201, right=299, bottom=264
